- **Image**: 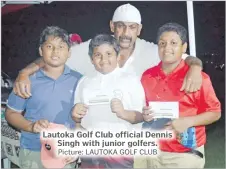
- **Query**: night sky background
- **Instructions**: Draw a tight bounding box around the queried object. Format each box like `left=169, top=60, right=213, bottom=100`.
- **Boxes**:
left=1, top=1, right=225, bottom=168
left=2, top=0, right=225, bottom=118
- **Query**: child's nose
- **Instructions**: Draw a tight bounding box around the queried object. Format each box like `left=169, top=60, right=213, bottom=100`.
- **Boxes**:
left=101, top=55, right=108, bottom=62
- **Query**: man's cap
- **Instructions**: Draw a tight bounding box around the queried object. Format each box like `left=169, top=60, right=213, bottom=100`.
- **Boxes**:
left=40, top=123, right=67, bottom=169
left=112, top=3, right=141, bottom=24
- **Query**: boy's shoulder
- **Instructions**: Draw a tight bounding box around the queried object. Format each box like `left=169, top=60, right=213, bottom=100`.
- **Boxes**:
left=30, top=68, right=82, bottom=78
left=142, top=65, right=159, bottom=78
left=120, top=70, right=139, bottom=79
left=117, top=71, right=142, bottom=86
left=201, top=71, right=212, bottom=84
left=68, top=69, right=83, bottom=79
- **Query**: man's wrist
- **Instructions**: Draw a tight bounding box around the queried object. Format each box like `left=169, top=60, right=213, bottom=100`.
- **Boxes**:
left=191, top=64, right=202, bottom=70
left=19, top=69, right=30, bottom=76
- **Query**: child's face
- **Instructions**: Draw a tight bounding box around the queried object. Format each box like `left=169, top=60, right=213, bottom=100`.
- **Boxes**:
left=91, top=44, right=118, bottom=74
left=158, top=31, right=187, bottom=64
left=39, top=36, right=70, bottom=67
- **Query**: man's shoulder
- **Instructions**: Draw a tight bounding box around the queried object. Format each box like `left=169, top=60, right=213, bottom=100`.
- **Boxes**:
left=70, top=39, right=91, bottom=52
left=69, top=69, right=83, bottom=79
left=136, top=38, right=157, bottom=49
left=118, top=70, right=141, bottom=84
left=201, top=72, right=212, bottom=84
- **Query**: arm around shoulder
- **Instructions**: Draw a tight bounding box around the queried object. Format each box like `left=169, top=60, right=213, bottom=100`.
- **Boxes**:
left=14, top=57, right=44, bottom=98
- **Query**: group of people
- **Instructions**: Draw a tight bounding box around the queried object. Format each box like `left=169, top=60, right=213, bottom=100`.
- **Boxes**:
left=5, top=3, right=221, bottom=169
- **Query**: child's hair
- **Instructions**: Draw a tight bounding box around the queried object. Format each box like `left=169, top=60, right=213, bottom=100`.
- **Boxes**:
left=88, top=34, right=120, bottom=58
left=156, top=22, right=187, bottom=44
left=39, top=26, right=71, bottom=48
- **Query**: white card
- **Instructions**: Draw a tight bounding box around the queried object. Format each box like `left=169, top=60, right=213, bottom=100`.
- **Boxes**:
left=81, top=104, right=121, bottom=129
left=83, top=89, right=112, bottom=105
left=149, top=101, right=179, bottom=119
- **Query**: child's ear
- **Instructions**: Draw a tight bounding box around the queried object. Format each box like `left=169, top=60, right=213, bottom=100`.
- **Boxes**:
left=68, top=49, right=71, bottom=58
left=90, top=56, right=94, bottom=65
left=182, top=42, right=188, bottom=53
left=137, top=24, right=143, bottom=36
left=39, top=46, right=43, bottom=56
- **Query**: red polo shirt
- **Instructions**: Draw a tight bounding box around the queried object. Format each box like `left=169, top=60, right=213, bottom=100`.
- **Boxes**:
left=141, top=60, right=221, bottom=152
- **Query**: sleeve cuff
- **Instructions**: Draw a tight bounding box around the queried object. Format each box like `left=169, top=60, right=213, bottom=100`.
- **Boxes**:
left=6, top=104, right=24, bottom=113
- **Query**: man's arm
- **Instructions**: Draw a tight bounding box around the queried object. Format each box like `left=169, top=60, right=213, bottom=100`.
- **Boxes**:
left=184, top=55, right=203, bottom=68
left=181, top=56, right=203, bottom=93
left=5, top=108, right=34, bottom=132
left=20, top=57, right=45, bottom=75
left=13, top=57, right=45, bottom=98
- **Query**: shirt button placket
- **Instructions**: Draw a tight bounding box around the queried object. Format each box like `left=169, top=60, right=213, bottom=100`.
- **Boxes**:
left=53, top=81, right=56, bottom=91
left=163, top=80, right=168, bottom=92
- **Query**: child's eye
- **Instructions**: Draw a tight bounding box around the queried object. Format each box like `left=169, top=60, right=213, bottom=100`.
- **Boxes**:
left=59, top=45, right=65, bottom=49
left=158, top=42, right=165, bottom=46
left=107, top=52, right=112, bottom=56
left=171, top=41, right=178, bottom=45
left=94, top=53, right=101, bottom=58
left=46, top=45, right=52, bottom=49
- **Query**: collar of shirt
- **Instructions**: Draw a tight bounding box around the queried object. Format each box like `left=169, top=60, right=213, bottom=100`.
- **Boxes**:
left=93, top=66, right=121, bottom=87
left=120, top=38, right=141, bottom=72
left=95, top=66, right=120, bottom=78
left=156, top=59, right=187, bottom=79
left=36, top=65, right=71, bottom=79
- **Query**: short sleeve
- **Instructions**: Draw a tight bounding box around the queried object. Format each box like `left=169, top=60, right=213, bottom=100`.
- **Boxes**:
left=182, top=53, right=189, bottom=60
left=7, top=91, right=27, bottom=113
left=198, top=74, right=221, bottom=113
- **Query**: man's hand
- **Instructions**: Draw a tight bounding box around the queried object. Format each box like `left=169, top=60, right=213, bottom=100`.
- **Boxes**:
left=110, top=98, right=125, bottom=119
left=72, top=103, right=88, bottom=122
left=180, top=65, right=202, bottom=92
left=32, top=119, right=50, bottom=133
left=142, top=106, right=155, bottom=122
left=164, top=117, right=192, bottom=134
left=180, top=65, right=202, bottom=93
left=13, top=72, right=32, bottom=98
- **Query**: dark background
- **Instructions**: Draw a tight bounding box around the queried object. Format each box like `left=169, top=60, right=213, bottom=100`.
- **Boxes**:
left=1, top=1, right=225, bottom=168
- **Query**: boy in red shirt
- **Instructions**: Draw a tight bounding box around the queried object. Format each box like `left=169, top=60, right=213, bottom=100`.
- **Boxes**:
left=140, top=22, right=221, bottom=168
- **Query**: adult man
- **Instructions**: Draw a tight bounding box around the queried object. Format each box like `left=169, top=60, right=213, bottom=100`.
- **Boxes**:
left=14, top=3, right=202, bottom=99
